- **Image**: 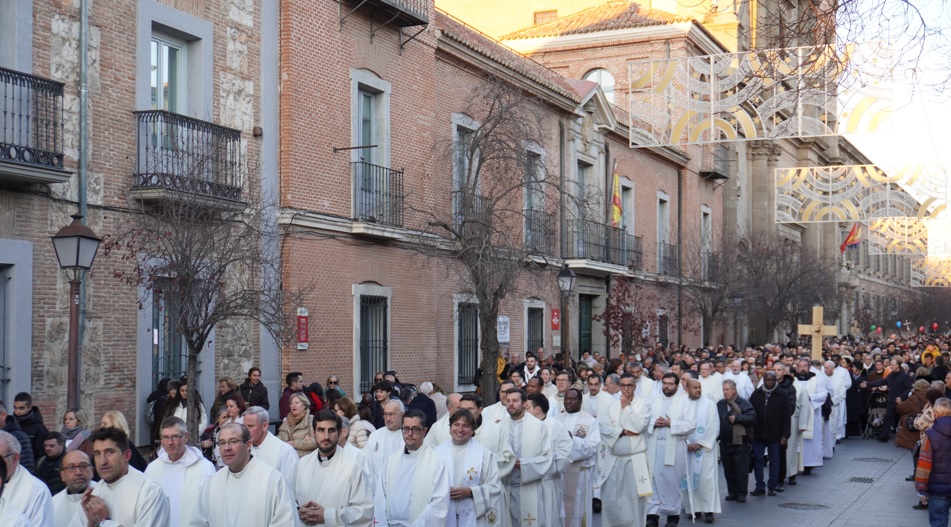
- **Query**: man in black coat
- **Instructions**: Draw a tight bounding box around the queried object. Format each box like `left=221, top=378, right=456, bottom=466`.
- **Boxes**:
left=12, top=392, right=49, bottom=465
left=717, top=379, right=757, bottom=502
left=862, top=357, right=914, bottom=442
left=749, top=372, right=791, bottom=496
left=401, top=385, right=437, bottom=430
left=845, top=362, right=867, bottom=437
left=0, top=401, right=34, bottom=472
left=773, top=362, right=798, bottom=489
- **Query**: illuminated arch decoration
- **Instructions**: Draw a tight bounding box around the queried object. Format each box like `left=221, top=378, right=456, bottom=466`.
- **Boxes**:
left=867, top=218, right=929, bottom=255
left=628, top=42, right=892, bottom=148
left=911, top=257, right=951, bottom=287
left=775, top=164, right=947, bottom=223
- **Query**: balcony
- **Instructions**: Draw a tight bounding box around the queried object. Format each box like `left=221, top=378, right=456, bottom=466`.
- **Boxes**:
left=658, top=242, right=680, bottom=276
left=351, top=161, right=405, bottom=238
left=452, top=190, right=491, bottom=238
left=565, top=218, right=642, bottom=273
left=131, top=110, right=243, bottom=206
left=699, top=143, right=733, bottom=181
left=0, top=67, right=70, bottom=184
left=339, top=0, right=429, bottom=51
left=524, top=209, right=555, bottom=255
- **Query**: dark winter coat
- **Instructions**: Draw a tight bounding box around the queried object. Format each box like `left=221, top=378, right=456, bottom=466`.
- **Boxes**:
left=35, top=453, right=65, bottom=494
left=865, top=370, right=914, bottom=409
left=749, top=386, right=791, bottom=442
left=896, top=389, right=928, bottom=451
left=408, top=392, right=438, bottom=429
left=3, top=414, right=35, bottom=473
left=716, top=396, right=757, bottom=444
left=14, top=406, right=49, bottom=464
left=924, top=416, right=951, bottom=497
left=239, top=379, right=270, bottom=410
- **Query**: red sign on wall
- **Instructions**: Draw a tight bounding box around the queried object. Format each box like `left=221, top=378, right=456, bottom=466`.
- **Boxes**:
left=297, top=307, right=309, bottom=350
left=551, top=308, right=560, bottom=331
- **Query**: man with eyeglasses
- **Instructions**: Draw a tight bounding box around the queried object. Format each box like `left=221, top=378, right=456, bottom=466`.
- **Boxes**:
left=0, top=429, right=53, bottom=526
left=373, top=409, right=449, bottom=526
left=82, top=427, right=169, bottom=527
left=597, top=373, right=652, bottom=527
left=52, top=450, right=95, bottom=526
left=296, top=410, right=372, bottom=526
left=365, top=400, right=406, bottom=489
left=145, top=416, right=215, bottom=524
left=244, top=406, right=299, bottom=495
left=191, top=423, right=298, bottom=526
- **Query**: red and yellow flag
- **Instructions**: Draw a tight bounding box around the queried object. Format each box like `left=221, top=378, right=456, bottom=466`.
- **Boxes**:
left=610, top=161, right=622, bottom=227
left=840, top=223, right=861, bottom=253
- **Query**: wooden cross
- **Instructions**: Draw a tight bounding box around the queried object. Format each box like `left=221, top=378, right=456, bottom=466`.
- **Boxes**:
left=524, top=513, right=536, bottom=526
left=798, top=305, right=837, bottom=360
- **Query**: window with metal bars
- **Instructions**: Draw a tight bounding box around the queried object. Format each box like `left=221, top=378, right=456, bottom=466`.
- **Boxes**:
left=527, top=307, right=544, bottom=354
left=151, top=280, right=194, bottom=390
left=579, top=296, right=593, bottom=358
left=457, top=303, right=479, bottom=386
left=359, top=295, right=389, bottom=394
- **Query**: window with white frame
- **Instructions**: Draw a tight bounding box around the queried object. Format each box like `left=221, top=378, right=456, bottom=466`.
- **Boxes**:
left=583, top=68, right=616, bottom=104
left=350, top=69, right=391, bottom=166
left=151, top=33, right=187, bottom=113
left=355, top=287, right=390, bottom=394
left=576, top=160, right=594, bottom=219
left=452, top=114, right=480, bottom=221
left=621, top=182, right=634, bottom=233
left=657, top=192, right=671, bottom=273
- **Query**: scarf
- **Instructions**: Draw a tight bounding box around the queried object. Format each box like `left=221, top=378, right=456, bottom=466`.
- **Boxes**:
left=62, top=426, right=90, bottom=452
left=286, top=411, right=305, bottom=429
left=725, top=398, right=747, bottom=445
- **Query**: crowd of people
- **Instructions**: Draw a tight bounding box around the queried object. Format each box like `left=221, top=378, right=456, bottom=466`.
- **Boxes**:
left=1, top=336, right=950, bottom=526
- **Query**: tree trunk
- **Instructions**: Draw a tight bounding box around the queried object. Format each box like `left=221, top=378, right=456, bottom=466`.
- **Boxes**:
left=478, top=306, right=501, bottom=405
left=186, top=340, right=202, bottom=447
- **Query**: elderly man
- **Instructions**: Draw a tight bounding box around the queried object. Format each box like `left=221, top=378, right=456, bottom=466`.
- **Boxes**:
left=556, top=388, right=600, bottom=527
left=82, top=427, right=169, bottom=527
left=798, top=359, right=830, bottom=474
left=598, top=373, right=652, bottom=527
left=191, top=423, right=298, bottom=526
left=698, top=362, right=723, bottom=402
left=0, top=459, right=28, bottom=526
left=145, top=416, right=216, bottom=524
left=52, top=450, right=95, bottom=527
left=0, top=429, right=53, bottom=526
left=434, top=409, right=503, bottom=527
left=424, top=393, right=463, bottom=448
left=244, top=406, right=299, bottom=494
left=646, top=373, right=697, bottom=527
left=338, top=417, right=371, bottom=477
left=296, top=410, right=373, bottom=526
left=681, top=378, right=720, bottom=524
left=823, top=360, right=847, bottom=459
left=915, top=397, right=951, bottom=526
left=365, top=399, right=406, bottom=487
left=373, top=409, right=450, bottom=526
left=717, top=380, right=757, bottom=503
left=630, top=362, right=657, bottom=400
left=722, top=360, right=754, bottom=399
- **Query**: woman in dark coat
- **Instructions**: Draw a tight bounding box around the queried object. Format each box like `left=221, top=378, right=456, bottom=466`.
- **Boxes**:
left=895, top=379, right=930, bottom=450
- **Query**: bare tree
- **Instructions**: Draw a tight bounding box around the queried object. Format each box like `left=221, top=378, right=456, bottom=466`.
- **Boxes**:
left=417, top=75, right=558, bottom=404
left=680, top=226, right=746, bottom=346
left=594, top=276, right=679, bottom=357
left=104, top=154, right=307, bottom=442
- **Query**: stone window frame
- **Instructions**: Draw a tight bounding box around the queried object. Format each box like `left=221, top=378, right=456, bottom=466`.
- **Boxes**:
left=350, top=69, right=392, bottom=168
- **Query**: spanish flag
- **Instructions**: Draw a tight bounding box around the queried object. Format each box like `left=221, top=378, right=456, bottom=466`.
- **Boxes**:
left=610, top=161, right=622, bottom=227
left=839, top=223, right=860, bottom=253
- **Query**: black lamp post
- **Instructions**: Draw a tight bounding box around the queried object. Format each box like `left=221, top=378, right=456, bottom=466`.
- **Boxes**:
left=557, top=264, right=577, bottom=358
left=730, top=291, right=743, bottom=348
left=51, top=214, right=101, bottom=409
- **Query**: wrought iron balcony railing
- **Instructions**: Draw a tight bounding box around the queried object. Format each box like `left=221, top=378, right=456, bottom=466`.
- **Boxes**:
left=658, top=242, right=680, bottom=275
left=701, top=250, right=719, bottom=281
left=133, top=110, right=243, bottom=202
left=352, top=161, right=404, bottom=227
left=700, top=143, right=733, bottom=180
left=0, top=67, right=65, bottom=171
left=524, top=209, right=555, bottom=255
left=452, top=190, right=492, bottom=236
left=566, top=218, right=642, bottom=268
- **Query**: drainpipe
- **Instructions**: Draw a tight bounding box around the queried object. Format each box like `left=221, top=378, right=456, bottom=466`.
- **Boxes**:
left=77, top=0, right=90, bottom=391
left=677, top=167, right=683, bottom=346
left=604, top=142, right=611, bottom=360
left=559, top=120, right=566, bottom=259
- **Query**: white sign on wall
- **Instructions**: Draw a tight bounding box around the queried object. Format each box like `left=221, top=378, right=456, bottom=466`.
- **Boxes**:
left=497, top=316, right=510, bottom=345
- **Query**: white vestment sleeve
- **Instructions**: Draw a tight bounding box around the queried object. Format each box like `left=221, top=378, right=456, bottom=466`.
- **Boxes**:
left=267, top=476, right=301, bottom=527
left=323, top=463, right=373, bottom=527
left=515, top=422, right=553, bottom=484
left=471, top=450, right=503, bottom=520
left=134, top=481, right=171, bottom=527
left=566, top=416, right=600, bottom=464
left=670, top=398, right=697, bottom=437
left=409, top=457, right=450, bottom=527
left=550, top=420, right=573, bottom=475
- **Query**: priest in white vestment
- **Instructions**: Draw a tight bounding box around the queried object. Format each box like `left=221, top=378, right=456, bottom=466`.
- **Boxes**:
left=632, top=364, right=656, bottom=401
left=796, top=360, right=828, bottom=471
left=681, top=379, right=720, bottom=522
left=84, top=427, right=170, bottom=527
left=434, top=409, right=502, bottom=527
left=0, top=430, right=53, bottom=527
left=500, top=389, right=554, bottom=527
left=646, top=374, right=696, bottom=527
left=458, top=395, right=515, bottom=527
left=722, top=361, right=754, bottom=399
left=424, top=394, right=462, bottom=448
left=786, top=370, right=808, bottom=481
left=190, top=423, right=299, bottom=527
left=365, top=400, right=406, bottom=488
left=0, top=460, right=29, bottom=527
left=145, top=417, right=216, bottom=525
left=597, top=374, right=652, bottom=527
left=526, top=393, right=570, bottom=527
left=555, top=388, right=600, bottom=527
left=245, top=407, right=300, bottom=495
left=823, top=361, right=847, bottom=456
left=482, top=382, right=518, bottom=426
left=373, top=409, right=450, bottom=526
left=698, top=362, right=724, bottom=402
left=339, top=417, right=372, bottom=478
left=52, top=451, right=96, bottom=527
left=296, top=411, right=373, bottom=526
left=833, top=359, right=853, bottom=439
left=582, top=375, right=604, bottom=417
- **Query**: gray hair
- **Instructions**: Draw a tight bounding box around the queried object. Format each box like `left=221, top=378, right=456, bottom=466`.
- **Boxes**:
left=0, top=430, right=20, bottom=455
left=384, top=399, right=405, bottom=413
left=722, top=379, right=737, bottom=390
left=339, top=416, right=351, bottom=430
left=244, top=406, right=270, bottom=424
left=932, top=381, right=946, bottom=393
left=934, top=398, right=951, bottom=416
left=606, top=373, right=621, bottom=385
left=419, top=382, right=433, bottom=395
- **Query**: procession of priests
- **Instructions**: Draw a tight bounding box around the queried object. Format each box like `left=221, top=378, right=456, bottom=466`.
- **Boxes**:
left=2, top=343, right=899, bottom=527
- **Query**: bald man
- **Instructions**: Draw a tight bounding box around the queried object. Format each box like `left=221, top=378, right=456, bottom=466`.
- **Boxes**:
left=424, top=393, right=462, bottom=448
left=52, top=451, right=95, bottom=527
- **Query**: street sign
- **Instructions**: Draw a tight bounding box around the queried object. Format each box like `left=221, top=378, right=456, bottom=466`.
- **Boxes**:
left=297, top=307, right=309, bottom=350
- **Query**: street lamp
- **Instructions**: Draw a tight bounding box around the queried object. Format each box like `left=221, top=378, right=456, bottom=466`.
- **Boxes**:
left=51, top=214, right=101, bottom=409
left=557, top=264, right=577, bottom=359
left=729, top=291, right=743, bottom=348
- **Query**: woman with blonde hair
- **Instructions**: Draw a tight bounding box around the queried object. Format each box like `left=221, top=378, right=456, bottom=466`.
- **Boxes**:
left=62, top=408, right=92, bottom=455
left=100, top=410, right=148, bottom=471
left=278, top=392, right=316, bottom=457
left=210, top=376, right=239, bottom=417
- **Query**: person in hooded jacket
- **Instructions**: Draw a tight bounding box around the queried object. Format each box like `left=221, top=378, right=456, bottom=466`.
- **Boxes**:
left=915, top=397, right=951, bottom=527
left=0, top=401, right=34, bottom=472
left=11, top=393, right=48, bottom=466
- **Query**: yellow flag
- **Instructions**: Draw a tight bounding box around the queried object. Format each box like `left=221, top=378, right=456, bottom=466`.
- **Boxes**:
left=610, top=161, right=622, bottom=227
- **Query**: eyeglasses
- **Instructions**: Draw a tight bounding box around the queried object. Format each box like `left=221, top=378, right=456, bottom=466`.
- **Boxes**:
left=401, top=426, right=425, bottom=434
left=383, top=412, right=401, bottom=418
left=61, top=463, right=93, bottom=472
left=160, top=434, right=185, bottom=442
left=1, top=453, right=17, bottom=460
left=328, top=381, right=338, bottom=385
left=216, top=439, right=246, bottom=448
left=619, top=383, right=636, bottom=388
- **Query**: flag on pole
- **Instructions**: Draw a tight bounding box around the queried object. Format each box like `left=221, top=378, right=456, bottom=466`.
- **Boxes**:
left=610, top=161, right=622, bottom=227
left=839, top=223, right=861, bottom=253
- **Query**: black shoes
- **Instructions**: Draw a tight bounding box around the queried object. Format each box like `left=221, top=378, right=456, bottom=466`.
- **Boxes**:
left=768, top=490, right=777, bottom=496
left=705, top=512, right=715, bottom=523
left=787, top=476, right=797, bottom=485
left=776, top=485, right=785, bottom=492
left=664, top=515, right=680, bottom=527
left=750, top=489, right=766, bottom=496
left=592, top=498, right=601, bottom=513
left=724, top=495, right=737, bottom=501
left=905, top=475, right=916, bottom=482
left=802, top=467, right=814, bottom=475
left=646, top=514, right=660, bottom=527
left=736, top=496, right=747, bottom=503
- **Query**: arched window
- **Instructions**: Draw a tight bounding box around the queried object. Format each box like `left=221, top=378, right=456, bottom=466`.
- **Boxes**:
left=583, top=68, right=615, bottom=104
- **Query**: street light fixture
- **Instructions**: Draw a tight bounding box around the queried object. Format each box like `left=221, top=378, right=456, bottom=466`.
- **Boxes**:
left=557, top=264, right=577, bottom=359
left=729, top=291, right=743, bottom=348
left=51, top=214, right=101, bottom=408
